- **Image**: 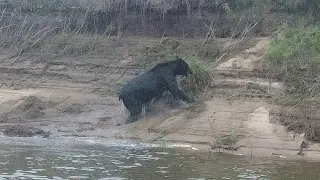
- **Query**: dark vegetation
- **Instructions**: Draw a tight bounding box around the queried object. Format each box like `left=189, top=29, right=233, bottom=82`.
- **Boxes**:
left=0, top=0, right=319, bottom=56
left=264, top=1, right=320, bottom=143
left=267, top=23, right=320, bottom=143
left=267, top=24, right=320, bottom=98
left=0, top=0, right=318, bottom=67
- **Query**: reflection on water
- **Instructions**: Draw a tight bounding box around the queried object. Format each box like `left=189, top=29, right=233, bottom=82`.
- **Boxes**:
left=0, top=137, right=319, bottom=180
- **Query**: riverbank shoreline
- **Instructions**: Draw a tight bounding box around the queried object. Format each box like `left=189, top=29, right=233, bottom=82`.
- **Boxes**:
left=1, top=37, right=320, bottom=162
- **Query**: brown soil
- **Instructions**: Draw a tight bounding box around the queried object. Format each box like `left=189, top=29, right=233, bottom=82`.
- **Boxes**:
left=0, top=37, right=320, bottom=161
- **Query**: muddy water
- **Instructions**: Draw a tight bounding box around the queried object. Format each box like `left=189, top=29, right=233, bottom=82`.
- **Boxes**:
left=0, top=137, right=319, bottom=180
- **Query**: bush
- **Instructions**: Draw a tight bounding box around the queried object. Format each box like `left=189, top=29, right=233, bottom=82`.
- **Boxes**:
left=266, top=24, right=320, bottom=97
left=271, top=0, right=320, bottom=17
left=179, top=56, right=211, bottom=97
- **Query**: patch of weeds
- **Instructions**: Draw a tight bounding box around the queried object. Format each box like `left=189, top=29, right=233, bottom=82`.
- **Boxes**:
left=159, top=38, right=179, bottom=53
left=304, top=122, right=320, bottom=143
left=267, top=23, right=320, bottom=143
left=198, top=43, right=221, bottom=60
left=285, top=118, right=320, bottom=143
left=56, top=103, right=91, bottom=114
left=179, top=56, right=211, bottom=97
left=137, top=46, right=166, bottom=66
left=101, top=87, right=121, bottom=96
left=215, top=130, right=239, bottom=147
left=50, top=35, right=98, bottom=56
left=210, top=130, right=240, bottom=151
left=276, top=107, right=320, bottom=143
left=266, top=24, right=320, bottom=99
left=137, top=38, right=180, bottom=66
left=99, top=81, right=124, bottom=96
left=19, top=34, right=100, bottom=60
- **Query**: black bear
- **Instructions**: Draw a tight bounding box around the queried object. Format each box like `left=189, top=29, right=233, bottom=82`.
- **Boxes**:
left=119, top=57, right=194, bottom=123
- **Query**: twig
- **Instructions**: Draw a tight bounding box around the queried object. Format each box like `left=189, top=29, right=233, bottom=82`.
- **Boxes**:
left=208, top=13, right=220, bottom=40
left=0, top=7, right=6, bottom=23
left=16, top=22, right=37, bottom=58
left=66, top=16, right=72, bottom=33
left=240, top=10, right=252, bottom=38
left=208, top=118, right=216, bottom=146
left=76, top=7, right=90, bottom=34
left=4, top=13, right=14, bottom=39
left=202, top=82, right=210, bottom=97
left=30, top=27, right=59, bottom=49
left=160, top=31, right=166, bottom=44
left=219, top=12, right=246, bottom=54
left=201, top=14, right=219, bottom=48
left=10, top=14, right=28, bottom=49
left=240, top=19, right=262, bottom=42
left=198, top=0, right=205, bottom=15
left=0, top=24, right=18, bottom=31
left=11, top=26, right=59, bottom=65
left=250, top=142, right=253, bottom=159
left=31, top=24, right=52, bottom=39
left=211, top=17, right=262, bottom=68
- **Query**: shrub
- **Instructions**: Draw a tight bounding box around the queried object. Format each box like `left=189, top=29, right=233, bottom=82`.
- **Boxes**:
left=179, top=56, right=211, bottom=97
left=266, top=24, right=320, bottom=97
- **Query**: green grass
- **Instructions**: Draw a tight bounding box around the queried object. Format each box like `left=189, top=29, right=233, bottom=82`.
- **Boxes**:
left=180, top=56, right=211, bottom=97
left=215, top=130, right=239, bottom=148
left=266, top=24, right=320, bottom=98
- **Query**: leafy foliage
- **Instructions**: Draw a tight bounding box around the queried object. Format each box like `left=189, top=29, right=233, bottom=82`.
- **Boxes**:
left=267, top=24, right=320, bottom=97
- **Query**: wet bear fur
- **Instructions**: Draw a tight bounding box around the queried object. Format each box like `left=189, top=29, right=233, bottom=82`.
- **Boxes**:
left=119, top=57, right=194, bottom=123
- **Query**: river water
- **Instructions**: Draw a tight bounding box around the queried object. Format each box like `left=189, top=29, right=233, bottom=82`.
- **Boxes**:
left=0, top=136, right=319, bottom=180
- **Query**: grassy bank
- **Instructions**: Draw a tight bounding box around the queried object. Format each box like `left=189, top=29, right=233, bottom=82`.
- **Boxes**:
left=0, top=0, right=319, bottom=54
left=267, top=24, right=320, bottom=99
left=267, top=23, right=320, bottom=143
left=0, top=0, right=319, bottom=61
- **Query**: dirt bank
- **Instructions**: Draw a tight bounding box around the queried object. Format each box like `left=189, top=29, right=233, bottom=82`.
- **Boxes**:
left=1, top=37, right=320, bottom=161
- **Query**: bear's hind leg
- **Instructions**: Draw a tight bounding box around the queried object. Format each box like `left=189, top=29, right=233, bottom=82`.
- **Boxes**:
left=141, top=104, right=146, bottom=117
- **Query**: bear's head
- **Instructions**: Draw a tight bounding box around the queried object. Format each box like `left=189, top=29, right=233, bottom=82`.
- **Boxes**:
left=174, top=58, right=193, bottom=76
